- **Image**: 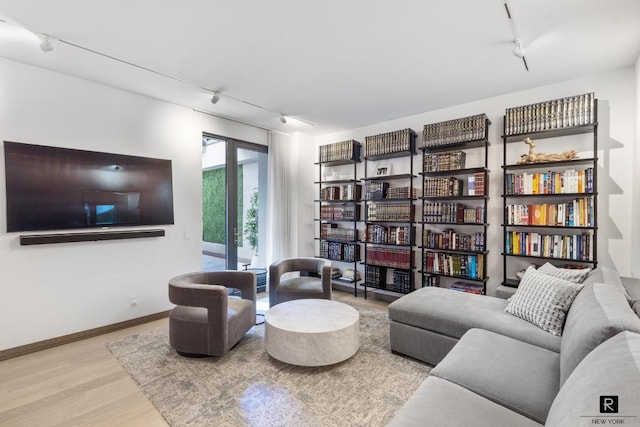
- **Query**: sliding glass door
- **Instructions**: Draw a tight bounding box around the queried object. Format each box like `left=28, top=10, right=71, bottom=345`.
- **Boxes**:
left=202, top=134, right=268, bottom=271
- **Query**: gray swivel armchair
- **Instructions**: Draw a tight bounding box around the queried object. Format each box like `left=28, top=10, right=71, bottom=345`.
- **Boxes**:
left=168, top=270, right=256, bottom=357
left=269, top=257, right=332, bottom=307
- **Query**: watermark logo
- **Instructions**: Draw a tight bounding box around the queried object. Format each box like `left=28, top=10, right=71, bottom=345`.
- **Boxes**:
left=600, top=396, right=619, bottom=414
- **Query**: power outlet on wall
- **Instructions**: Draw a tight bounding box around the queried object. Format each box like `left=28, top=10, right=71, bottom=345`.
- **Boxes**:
left=130, top=295, right=138, bottom=307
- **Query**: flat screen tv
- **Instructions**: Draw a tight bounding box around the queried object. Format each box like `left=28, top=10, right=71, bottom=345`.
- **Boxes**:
left=4, top=141, right=174, bottom=232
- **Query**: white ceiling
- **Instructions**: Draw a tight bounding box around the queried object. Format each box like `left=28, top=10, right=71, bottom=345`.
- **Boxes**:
left=1, top=1, right=639, bottom=136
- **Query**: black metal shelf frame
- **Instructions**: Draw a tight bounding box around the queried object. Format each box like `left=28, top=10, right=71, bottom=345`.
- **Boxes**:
left=421, top=118, right=491, bottom=294
left=501, top=99, right=599, bottom=287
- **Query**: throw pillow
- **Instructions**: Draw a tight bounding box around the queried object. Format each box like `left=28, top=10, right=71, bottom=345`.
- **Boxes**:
left=505, top=266, right=584, bottom=336
left=537, top=262, right=592, bottom=284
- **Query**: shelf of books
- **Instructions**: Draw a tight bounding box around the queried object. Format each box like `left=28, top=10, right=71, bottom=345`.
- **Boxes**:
left=316, top=139, right=363, bottom=296
left=361, top=128, right=418, bottom=298
left=502, top=93, right=598, bottom=287
left=421, top=114, right=491, bottom=295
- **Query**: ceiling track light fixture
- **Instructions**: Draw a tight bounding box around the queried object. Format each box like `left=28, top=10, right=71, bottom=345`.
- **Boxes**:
left=38, top=34, right=55, bottom=52
left=0, top=19, right=313, bottom=126
left=501, top=0, right=529, bottom=72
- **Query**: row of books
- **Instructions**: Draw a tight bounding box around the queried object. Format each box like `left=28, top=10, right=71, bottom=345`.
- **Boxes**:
left=320, top=184, right=362, bottom=201
left=319, top=140, right=361, bottom=163
left=505, top=92, right=596, bottom=136
left=392, top=270, right=413, bottom=293
left=505, top=197, right=595, bottom=227
left=424, top=150, right=466, bottom=172
left=423, top=202, right=485, bottom=224
left=423, top=229, right=485, bottom=252
left=366, top=247, right=412, bottom=269
left=449, top=281, right=484, bottom=295
left=364, top=181, right=389, bottom=199
left=319, top=241, right=360, bottom=262
left=365, top=224, right=413, bottom=246
left=319, top=204, right=360, bottom=221
left=364, top=265, right=385, bottom=289
left=366, top=202, right=414, bottom=222
left=364, top=128, right=415, bottom=157
left=505, top=231, right=593, bottom=261
left=467, top=172, right=486, bottom=196
left=423, top=113, right=488, bottom=147
left=424, top=177, right=464, bottom=197
left=423, top=252, right=485, bottom=279
left=320, top=223, right=357, bottom=241
left=386, top=186, right=417, bottom=199
left=505, top=168, right=594, bottom=195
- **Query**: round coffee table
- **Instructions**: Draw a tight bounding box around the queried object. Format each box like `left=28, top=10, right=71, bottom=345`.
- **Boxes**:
left=265, top=299, right=360, bottom=366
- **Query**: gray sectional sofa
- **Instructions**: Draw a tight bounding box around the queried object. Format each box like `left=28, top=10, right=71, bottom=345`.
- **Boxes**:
left=387, top=266, right=640, bottom=426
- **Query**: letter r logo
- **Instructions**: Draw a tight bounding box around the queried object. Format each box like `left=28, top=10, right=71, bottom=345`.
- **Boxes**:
left=599, top=396, right=618, bottom=413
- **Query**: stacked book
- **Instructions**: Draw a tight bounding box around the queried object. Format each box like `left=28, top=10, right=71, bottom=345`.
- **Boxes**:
left=364, top=181, right=389, bottom=199
left=392, top=270, right=412, bottom=293
left=366, top=202, right=413, bottom=222
left=467, top=172, right=486, bottom=196
left=423, top=229, right=485, bottom=251
left=506, top=197, right=594, bottom=227
left=505, top=231, right=593, bottom=260
left=364, top=265, right=385, bottom=289
left=449, top=281, right=483, bottom=295
left=364, top=128, right=415, bottom=157
left=505, top=168, right=594, bottom=195
left=423, top=177, right=463, bottom=197
left=365, top=224, right=412, bottom=245
left=386, top=186, right=417, bottom=199
left=424, top=151, right=466, bottom=172
left=319, top=140, right=362, bottom=163
left=366, top=247, right=412, bottom=269
left=505, top=92, right=595, bottom=136
left=319, top=241, right=359, bottom=262
left=320, top=184, right=362, bottom=201
left=319, top=204, right=361, bottom=221
left=320, top=223, right=357, bottom=241
left=423, top=252, right=484, bottom=279
left=423, top=113, right=488, bottom=147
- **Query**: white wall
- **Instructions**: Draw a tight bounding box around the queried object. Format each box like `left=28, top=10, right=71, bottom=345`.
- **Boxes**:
left=0, top=57, right=267, bottom=350
left=316, top=67, right=637, bottom=295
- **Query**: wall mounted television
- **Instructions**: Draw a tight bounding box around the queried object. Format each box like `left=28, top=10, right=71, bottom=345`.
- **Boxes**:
left=4, top=141, right=174, bottom=233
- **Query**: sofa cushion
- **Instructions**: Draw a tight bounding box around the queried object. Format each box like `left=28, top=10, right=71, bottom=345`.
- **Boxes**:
left=547, top=331, right=640, bottom=427
left=387, top=376, right=543, bottom=427
left=505, top=266, right=583, bottom=336
left=560, top=282, right=640, bottom=385
left=583, top=265, right=630, bottom=299
left=431, top=328, right=559, bottom=424
left=537, top=262, right=591, bottom=283
left=388, top=286, right=561, bottom=352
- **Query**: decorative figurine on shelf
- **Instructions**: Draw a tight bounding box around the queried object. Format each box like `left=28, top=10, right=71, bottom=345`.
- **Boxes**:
left=517, top=137, right=578, bottom=164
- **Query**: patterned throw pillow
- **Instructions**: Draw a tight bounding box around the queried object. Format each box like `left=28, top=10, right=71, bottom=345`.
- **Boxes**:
left=537, top=262, right=592, bottom=284
left=505, top=266, right=584, bottom=336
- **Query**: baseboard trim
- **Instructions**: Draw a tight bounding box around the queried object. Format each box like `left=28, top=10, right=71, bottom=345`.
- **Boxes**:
left=0, top=310, right=170, bottom=361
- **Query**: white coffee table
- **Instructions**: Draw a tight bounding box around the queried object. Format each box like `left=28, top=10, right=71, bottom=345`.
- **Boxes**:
left=264, top=299, right=360, bottom=366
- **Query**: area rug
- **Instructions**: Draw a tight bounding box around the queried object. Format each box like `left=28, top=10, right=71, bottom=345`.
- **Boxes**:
left=107, top=302, right=430, bottom=427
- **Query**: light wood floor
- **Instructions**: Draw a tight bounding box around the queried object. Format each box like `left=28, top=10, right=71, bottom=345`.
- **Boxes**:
left=0, top=291, right=389, bottom=426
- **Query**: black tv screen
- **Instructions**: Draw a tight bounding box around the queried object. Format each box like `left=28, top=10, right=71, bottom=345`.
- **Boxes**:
left=4, top=141, right=174, bottom=232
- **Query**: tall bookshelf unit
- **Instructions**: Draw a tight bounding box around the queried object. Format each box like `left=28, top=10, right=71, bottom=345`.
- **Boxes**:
left=315, top=140, right=363, bottom=296
left=502, top=93, right=598, bottom=287
left=361, top=129, right=417, bottom=299
left=420, top=114, right=491, bottom=295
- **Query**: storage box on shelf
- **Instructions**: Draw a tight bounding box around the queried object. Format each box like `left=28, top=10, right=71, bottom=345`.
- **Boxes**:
left=420, top=113, right=491, bottom=295
left=315, top=140, right=363, bottom=296
left=361, top=128, right=417, bottom=299
left=501, top=93, right=598, bottom=289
